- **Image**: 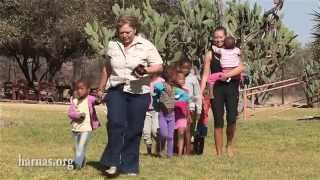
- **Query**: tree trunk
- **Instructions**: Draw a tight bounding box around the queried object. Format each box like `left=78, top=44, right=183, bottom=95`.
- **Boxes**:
left=14, top=56, right=34, bottom=88
left=31, top=56, right=40, bottom=83
left=48, top=63, right=62, bottom=82
left=281, top=65, right=285, bottom=104
left=45, top=57, right=65, bottom=82
left=40, top=70, right=49, bottom=81
left=305, top=94, right=314, bottom=108
left=72, top=58, right=83, bottom=82
left=8, top=61, right=11, bottom=82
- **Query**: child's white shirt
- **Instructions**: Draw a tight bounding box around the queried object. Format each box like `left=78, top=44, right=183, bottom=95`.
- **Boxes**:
left=185, top=73, right=202, bottom=113
left=212, top=46, right=240, bottom=68
left=72, top=97, right=92, bottom=132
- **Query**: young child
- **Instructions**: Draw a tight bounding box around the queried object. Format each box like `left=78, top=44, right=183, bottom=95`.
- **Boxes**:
left=67, top=80, right=101, bottom=169
left=194, top=84, right=211, bottom=155
left=208, top=36, right=241, bottom=85
left=173, top=72, right=190, bottom=156
left=142, top=75, right=164, bottom=155
left=178, top=60, right=202, bottom=154
left=153, top=66, right=177, bottom=158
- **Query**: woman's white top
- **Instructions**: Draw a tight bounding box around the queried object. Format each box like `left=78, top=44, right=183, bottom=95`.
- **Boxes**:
left=105, top=36, right=163, bottom=94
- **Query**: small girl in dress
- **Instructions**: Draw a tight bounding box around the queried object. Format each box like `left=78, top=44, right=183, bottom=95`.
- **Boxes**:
left=174, top=72, right=190, bottom=156
left=194, top=84, right=211, bottom=155
left=177, top=60, right=202, bottom=154
left=153, top=66, right=177, bottom=158
left=67, top=80, right=101, bottom=169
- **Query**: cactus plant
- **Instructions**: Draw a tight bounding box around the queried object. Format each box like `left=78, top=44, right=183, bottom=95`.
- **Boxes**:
left=84, top=3, right=142, bottom=57
left=84, top=20, right=115, bottom=56
left=304, top=8, right=320, bottom=107
left=175, top=0, right=218, bottom=69
left=303, top=54, right=320, bottom=107
left=142, top=0, right=178, bottom=64
left=112, top=3, right=142, bottom=20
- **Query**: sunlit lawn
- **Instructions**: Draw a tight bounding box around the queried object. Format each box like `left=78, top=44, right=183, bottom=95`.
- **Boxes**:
left=0, top=102, right=320, bottom=180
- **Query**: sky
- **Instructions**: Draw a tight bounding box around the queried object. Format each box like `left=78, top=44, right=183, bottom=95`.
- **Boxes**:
left=246, top=0, right=320, bottom=46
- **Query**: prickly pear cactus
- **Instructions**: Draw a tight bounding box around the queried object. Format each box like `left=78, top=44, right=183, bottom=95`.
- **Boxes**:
left=112, top=3, right=142, bottom=21
left=304, top=42, right=320, bottom=107
left=175, top=0, right=218, bottom=69
left=84, top=20, right=115, bottom=56
left=142, top=0, right=178, bottom=64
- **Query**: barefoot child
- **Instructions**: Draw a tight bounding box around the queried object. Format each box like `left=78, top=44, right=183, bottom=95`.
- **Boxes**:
left=153, top=66, right=177, bottom=158
left=142, top=75, right=164, bottom=155
left=178, top=60, right=202, bottom=154
left=194, top=84, right=211, bottom=155
left=174, top=72, right=190, bottom=156
left=68, top=80, right=101, bottom=169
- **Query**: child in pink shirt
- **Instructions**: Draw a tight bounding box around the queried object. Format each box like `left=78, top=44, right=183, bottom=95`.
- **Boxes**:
left=212, top=36, right=240, bottom=69
left=208, top=36, right=241, bottom=85
left=68, top=80, right=101, bottom=170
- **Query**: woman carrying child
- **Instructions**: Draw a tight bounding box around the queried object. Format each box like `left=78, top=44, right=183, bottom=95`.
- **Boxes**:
left=200, top=26, right=244, bottom=157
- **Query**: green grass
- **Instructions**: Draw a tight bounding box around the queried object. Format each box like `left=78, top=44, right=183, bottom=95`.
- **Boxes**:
left=0, top=103, right=320, bottom=180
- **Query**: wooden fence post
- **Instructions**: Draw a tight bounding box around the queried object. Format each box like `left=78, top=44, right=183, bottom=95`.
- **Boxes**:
left=251, top=90, right=255, bottom=111
left=243, top=89, right=247, bottom=120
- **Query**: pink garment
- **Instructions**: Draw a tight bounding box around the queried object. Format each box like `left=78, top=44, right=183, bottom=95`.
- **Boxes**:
left=198, top=96, right=211, bottom=126
left=212, top=46, right=240, bottom=68
left=222, top=69, right=241, bottom=80
left=207, top=72, right=224, bottom=85
left=67, top=95, right=101, bottom=130
left=174, top=101, right=189, bottom=129
left=175, top=119, right=187, bottom=129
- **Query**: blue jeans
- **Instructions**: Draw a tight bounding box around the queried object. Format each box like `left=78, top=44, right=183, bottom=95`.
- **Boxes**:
left=73, top=131, right=91, bottom=168
left=100, top=87, right=150, bottom=173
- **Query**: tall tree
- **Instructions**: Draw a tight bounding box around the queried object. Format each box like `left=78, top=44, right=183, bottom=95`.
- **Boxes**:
left=0, top=0, right=113, bottom=87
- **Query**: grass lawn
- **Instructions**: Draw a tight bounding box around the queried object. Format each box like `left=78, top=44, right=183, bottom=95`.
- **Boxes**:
left=0, top=102, right=320, bottom=180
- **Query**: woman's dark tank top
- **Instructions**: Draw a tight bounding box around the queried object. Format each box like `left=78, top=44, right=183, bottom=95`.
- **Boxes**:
left=210, top=52, right=222, bottom=73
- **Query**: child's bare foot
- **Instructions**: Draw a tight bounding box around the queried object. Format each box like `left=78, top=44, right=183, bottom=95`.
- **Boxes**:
left=157, top=151, right=166, bottom=158
left=215, top=147, right=223, bottom=156
left=146, top=144, right=152, bottom=155
left=166, top=155, right=173, bottom=159
left=226, top=146, right=235, bottom=157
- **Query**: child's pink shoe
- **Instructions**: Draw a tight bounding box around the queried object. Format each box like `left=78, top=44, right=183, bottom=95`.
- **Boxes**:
left=207, top=72, right=224, bottom=85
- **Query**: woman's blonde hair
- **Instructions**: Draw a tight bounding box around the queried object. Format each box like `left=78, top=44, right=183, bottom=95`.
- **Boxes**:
left=116, top=16, right=140, bottom=35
